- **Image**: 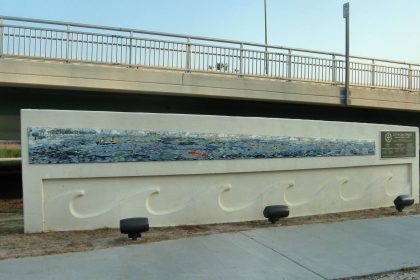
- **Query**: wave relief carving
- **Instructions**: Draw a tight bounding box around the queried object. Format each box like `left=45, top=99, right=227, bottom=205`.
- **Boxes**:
left=218, top=181, right=288, bottom=212
left=62, top=188, right=159, bottom=219
left=339, top=174, right=388, bottom=202
left=44, top=171, right=407, bottom=229
left=48, top=182, right=286, bottom=223
left=28, top=127, right=375, bottom=164
left=50, top=185, right=227, bottom=221
left=283, top=178, right=349, bottom=207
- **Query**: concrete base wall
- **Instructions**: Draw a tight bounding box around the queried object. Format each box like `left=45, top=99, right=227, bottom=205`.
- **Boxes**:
left=21, top=110, right=419, bottom=232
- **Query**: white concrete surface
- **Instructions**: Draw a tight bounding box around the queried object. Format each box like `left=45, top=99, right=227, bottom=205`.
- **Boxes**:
left=21, top=109, right=419, bottom=232
left=2, top=215, right=420, bottom=280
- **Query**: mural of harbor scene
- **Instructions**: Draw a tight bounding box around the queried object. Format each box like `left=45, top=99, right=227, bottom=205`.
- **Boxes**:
left=28, top=127, right=375, bottom=164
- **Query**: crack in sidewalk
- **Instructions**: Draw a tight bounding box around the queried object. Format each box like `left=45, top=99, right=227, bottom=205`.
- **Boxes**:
left=239, top=231, right=328, bottom=280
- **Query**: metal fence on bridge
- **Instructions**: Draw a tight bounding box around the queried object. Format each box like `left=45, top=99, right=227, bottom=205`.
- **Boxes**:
left=0, top=16, right=419, bottom=92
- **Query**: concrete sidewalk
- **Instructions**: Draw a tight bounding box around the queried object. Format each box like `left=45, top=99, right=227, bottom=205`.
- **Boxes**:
left=1, top=215, right=420, bottom=280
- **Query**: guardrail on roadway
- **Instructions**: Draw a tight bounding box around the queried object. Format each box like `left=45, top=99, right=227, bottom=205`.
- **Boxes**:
left=0, top=15, right=419, bottom=92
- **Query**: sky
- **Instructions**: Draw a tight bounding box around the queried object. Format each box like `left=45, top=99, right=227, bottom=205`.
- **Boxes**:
left=1, top=0, right=419, bottom=63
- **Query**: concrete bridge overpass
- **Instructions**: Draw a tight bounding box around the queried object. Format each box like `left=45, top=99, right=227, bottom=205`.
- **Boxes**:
left=0, top=15, right=419, bottom=139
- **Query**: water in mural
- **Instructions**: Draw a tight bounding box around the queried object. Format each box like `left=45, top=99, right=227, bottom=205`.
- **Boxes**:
left=28, top=127, right=375, bottom=164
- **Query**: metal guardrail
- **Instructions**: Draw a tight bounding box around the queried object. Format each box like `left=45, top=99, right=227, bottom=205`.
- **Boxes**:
left=0, top=15, right=419, bottom=92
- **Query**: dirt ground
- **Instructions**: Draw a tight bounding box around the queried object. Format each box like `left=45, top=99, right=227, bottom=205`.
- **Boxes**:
left=347, top=267, right=420, bottom=280
left=1, top=198, right=420, bottom=262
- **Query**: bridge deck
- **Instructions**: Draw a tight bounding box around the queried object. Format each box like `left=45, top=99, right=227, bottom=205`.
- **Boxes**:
left=0, top=58, right=419, bottom=112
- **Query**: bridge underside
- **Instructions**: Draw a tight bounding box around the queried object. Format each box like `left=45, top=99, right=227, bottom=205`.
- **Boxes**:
left=1, top=85, right=419, bottom=141
left=0, top=58, right=419, bottom=141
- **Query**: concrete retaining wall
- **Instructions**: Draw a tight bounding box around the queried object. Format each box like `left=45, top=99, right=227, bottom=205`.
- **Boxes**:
left=21, top=109, right=419, bottom=232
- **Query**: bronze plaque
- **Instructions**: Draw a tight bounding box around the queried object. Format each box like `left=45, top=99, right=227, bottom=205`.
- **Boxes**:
left=381, top=131, right=416, bottom=158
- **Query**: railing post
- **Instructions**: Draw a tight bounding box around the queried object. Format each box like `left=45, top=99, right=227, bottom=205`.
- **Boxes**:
left=371, top=59, right=375, bottom=87
left=65, top=25, right=70, bottom=62
left=239, top=43, right=244, bottom=77
left=332, top=54, right=336, bottom=84
left=186, top=37, right=191, bottom=72
left=129, top=31, right=133, bottom=66
left=287, top=49, right=292, bottom=79
left=408, top=64, right=412, bottom=91
left=0, top=18, right=3, bottom=57
left=264, top=47, right=268, bottom=75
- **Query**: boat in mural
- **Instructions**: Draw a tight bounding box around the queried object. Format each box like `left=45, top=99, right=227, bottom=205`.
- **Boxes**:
left=27, top=127, right=375, bottom=164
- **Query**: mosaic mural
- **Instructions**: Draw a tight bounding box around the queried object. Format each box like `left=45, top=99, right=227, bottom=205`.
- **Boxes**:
left=28, top=127, right=375, bottom=164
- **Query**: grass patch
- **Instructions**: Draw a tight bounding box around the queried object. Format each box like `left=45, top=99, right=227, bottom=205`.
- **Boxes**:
left=0, top=149, right=21, bottom=158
